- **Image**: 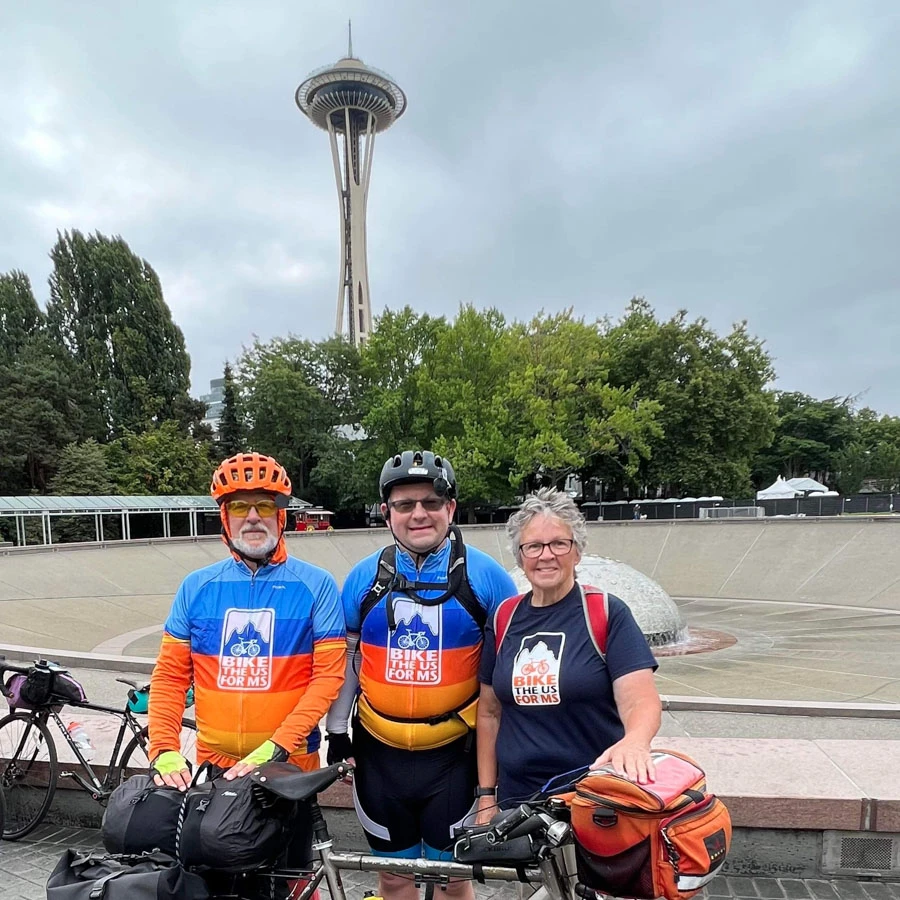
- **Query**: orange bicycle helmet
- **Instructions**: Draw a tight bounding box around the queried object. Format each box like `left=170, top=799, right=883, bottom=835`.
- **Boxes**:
left=210, top=452, right=293, bottom=508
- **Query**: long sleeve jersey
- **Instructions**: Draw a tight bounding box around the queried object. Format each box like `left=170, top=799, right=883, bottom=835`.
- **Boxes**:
left=148, top=555, right=345, bottom=767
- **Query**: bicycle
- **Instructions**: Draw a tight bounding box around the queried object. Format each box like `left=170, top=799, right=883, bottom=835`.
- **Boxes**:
left=230, top=638, right=262, bottom=658
left=0, top=656, right=197, bottom=841
left=397, top=631, right=430, bottom=651
left=205, top=762, right=578, bottom=900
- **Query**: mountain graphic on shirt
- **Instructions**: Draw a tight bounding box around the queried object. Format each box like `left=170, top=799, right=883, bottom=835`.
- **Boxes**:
left=513, top=632, right=566, bottom=671
left=222, top=609, right=274, bottom=646
left=392, top=598, right=440, bottom=637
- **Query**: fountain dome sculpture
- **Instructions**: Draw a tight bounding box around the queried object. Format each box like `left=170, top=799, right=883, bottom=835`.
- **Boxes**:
left=510, top=555, right=687, bottom=646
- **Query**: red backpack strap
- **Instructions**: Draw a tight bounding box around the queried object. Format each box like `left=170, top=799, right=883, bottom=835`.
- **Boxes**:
left=493, top=594, right=526, bottom=652
left=579, top=585, right=609, bottom=658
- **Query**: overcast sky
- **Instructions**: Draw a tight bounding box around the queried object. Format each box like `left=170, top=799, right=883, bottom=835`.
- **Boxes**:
left=2, top=1, right=899, bottom=411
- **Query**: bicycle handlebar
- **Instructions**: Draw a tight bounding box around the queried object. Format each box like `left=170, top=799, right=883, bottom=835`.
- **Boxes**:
left=485, top=804, right=534, bottom=843
left=0, top=655, right=34, bottom=677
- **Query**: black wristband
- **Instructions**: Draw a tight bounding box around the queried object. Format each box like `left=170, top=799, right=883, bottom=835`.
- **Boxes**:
left=474, top=785, right=497, bottom=797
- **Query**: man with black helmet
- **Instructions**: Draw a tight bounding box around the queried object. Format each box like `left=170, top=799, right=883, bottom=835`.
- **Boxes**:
left=326, top=450, right=516, bottom=900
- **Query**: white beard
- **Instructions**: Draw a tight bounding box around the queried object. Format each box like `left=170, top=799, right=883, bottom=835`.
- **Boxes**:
left=231, top=528, right=278, bottom=559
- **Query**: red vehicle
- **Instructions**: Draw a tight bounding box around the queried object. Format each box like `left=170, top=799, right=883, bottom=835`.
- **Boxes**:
left=294, top=508, right=334, bottom=532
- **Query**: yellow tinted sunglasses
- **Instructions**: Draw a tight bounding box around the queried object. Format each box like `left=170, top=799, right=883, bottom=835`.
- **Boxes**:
left=225, top=499, right=279, bottom=518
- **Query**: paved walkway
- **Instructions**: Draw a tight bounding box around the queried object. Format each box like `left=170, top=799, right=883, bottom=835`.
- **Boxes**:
left=2, top=826, right=898, bottom=900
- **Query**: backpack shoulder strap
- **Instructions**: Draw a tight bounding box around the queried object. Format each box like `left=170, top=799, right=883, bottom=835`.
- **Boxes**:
left=446, top=527, right=487, bottom=631
left=579, top=584, right=609, bottom=658
left=359, top=546, right=397, bottom=630
left=493, top=594, right=526, bottom=652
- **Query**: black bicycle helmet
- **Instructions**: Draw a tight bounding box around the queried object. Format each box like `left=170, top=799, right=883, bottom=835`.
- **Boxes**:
left=379, top=450, right=457, bottom=502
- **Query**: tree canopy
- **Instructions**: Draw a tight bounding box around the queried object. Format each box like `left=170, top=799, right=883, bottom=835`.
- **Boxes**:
left=46, top=230, right=194, bottom=438
left=5, top=228, right=900, bottom=526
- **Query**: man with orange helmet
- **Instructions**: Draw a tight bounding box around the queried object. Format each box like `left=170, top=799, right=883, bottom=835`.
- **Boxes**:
left=147, top=452, right=345, bottom=895
left=149, top=451, right=345, bottom=778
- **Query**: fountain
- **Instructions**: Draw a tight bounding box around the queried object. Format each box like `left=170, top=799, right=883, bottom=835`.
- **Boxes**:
left=510, top=554, right=689, bottom=646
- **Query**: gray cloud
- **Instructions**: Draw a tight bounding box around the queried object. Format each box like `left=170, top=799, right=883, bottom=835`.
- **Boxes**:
left=1, top=0, right=898, bottom=410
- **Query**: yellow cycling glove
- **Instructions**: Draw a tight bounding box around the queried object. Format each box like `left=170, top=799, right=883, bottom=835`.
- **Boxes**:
left=152, top=750, right=189, bottom=777
left=239, top=740, right=289, bottom=767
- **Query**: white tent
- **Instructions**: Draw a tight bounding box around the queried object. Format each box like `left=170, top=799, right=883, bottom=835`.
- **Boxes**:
left=786, top=477, right=830, bottom=494
left=756, top=476, right=800, bottom=500
left=757, top=476, right=834, bottom=500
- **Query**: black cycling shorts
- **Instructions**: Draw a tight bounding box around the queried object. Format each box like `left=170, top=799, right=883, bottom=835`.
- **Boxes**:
left=352, top=724, right=476, bottom=859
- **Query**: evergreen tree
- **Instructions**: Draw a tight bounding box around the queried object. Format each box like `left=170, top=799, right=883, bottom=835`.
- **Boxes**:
left=0, top=270, right=44, bottom=364
left=45, top=230, right=194, bottom=438
left=217, top=362, right=244, bottom=458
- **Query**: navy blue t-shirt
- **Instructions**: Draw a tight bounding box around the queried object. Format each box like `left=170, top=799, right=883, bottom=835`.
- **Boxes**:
left=478, top=582, right=658, bottom=804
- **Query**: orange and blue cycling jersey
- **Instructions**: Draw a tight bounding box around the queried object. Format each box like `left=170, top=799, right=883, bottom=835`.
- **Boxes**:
left=343, top=542, right=517, bottom=750
left=149, top=556, right=345, bottom=770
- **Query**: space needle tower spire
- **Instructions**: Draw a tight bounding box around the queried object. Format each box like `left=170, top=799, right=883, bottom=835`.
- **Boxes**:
left=296, top=25, right=407, bottom=345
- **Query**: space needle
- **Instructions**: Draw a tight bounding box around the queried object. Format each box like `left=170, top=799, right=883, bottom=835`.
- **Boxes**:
left=296, top=28, right=407, bottom=345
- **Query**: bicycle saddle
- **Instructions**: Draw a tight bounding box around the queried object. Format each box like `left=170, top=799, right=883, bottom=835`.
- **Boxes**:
left=251, top=761, right=351, bottom=801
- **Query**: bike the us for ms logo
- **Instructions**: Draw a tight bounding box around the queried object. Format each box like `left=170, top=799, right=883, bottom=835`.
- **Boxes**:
left=218, top=608, right=275, bottom=690
left=512, top=633, right=565, bottom=705
left=386, top=599, right=442, bottom=684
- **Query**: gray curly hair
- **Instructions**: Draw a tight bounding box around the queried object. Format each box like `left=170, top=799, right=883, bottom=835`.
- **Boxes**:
left=506, top=487, right=588, bottom=564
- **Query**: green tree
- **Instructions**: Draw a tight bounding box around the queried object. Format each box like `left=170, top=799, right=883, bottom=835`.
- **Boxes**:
left=217, top=362, right=245, bottom=458
left=416, top=305, right=518, bottom=516
left=48, top=439, right=118, bottom=542
left=500, top=310, right=662, bottom=494
left=308, top=431, right=372, bottom=512
left=752, top=392, right=856, bottom=488
left=45, top=230, right=194, bottom=438
left=239, top=336, right=360, bottom=497
left=360, top=307, right=448, bottom=467
left=605, top=300, right=776, bottom=497
left=105, top=422, right=212, bottom=494
left=845, top=407, right=900, bottom=492
left=50, top=439, right=116, bottom=494
left=0, top=336, right=99, bottom=493
left=0, top=270, right=44, bottom=365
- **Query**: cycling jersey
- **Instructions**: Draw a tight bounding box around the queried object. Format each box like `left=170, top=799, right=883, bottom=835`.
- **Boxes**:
left=342, top=541, right=517, bottom=750
left=149, top=555, right=345, bottom=769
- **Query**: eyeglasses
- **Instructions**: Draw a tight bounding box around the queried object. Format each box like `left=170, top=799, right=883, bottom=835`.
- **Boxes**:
left=225, top=499, right=279, bottom=518
left=387, top=497, right=447, bottom=514
left=519, top=539, right=575, bottom=559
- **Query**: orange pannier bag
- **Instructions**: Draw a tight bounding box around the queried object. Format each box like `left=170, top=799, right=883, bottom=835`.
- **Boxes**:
left=569, top=750, right=731, bottom=900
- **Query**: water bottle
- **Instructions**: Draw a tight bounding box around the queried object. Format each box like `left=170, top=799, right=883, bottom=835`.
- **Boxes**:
left=67, top=721, right=94, bottom=760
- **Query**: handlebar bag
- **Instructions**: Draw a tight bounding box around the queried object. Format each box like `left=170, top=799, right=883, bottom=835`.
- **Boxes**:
left=4, top=666, right=86, bottom=710
left=569, top=750, right=731, bottom=900
left=452, top=824, right=539, bottom=865
left=176, top=773, right=295, bottom=873
left=101, top=775, right=184, bottom=857
left=46, top=849, right=208, bottom=899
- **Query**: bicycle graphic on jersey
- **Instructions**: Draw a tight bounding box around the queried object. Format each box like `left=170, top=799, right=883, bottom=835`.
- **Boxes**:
left=521, top=659, right=551, bottom=675
left=229, top=638, right=261, bottom=657
left=397, top=630, right=430, bottom=651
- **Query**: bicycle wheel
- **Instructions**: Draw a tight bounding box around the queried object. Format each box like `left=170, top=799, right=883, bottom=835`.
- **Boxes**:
left=0, top=711, right=58, bottom=840
left=116, top=718, right=198, bottom=783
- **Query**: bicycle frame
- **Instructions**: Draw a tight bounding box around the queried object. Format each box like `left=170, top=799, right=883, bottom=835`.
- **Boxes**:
left=233, top=797, right=574, bottom=900
left=46, top=701, right=145, bottom=798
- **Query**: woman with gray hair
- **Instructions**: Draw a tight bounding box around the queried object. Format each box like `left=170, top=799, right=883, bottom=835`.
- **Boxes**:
left=474, top=488, right=661, bottom=819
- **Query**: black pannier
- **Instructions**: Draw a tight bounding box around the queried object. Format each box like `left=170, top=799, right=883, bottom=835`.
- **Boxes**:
left=102, top=775, right=184, bottom=857
left=45, top=849, right=209, bottom=900
left=176, top=773, right=295, bottom=873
